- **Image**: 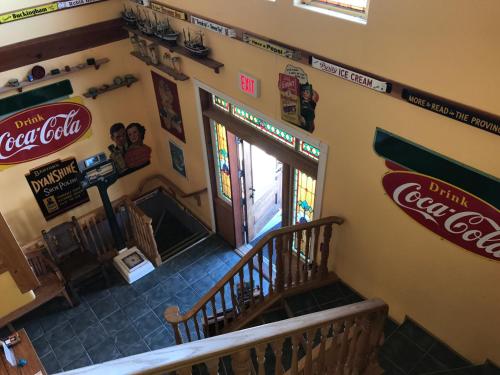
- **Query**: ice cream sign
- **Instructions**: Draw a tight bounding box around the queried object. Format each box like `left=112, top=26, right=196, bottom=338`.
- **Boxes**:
left=0, top=98, right=91, bottom=169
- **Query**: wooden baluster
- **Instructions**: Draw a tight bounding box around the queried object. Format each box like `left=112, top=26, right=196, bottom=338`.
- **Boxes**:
left=193, top=312, right=201, bottom=340
left=271, top=338, right=285, bottom=375
left=229, top=277, right=239, bottom=317
left=304, top=228, right=312, bottom=283
left=256, top=344, right=266, bottom=375
left=176, top=367, right=192, bottom=375
left=238, top=269, right=246, bottom=313
left=326, top=321, right=343, bottom=372
left=248, top=261, right=255, bottom=306
left=75, top=217, right=91, bottom=253
left=291, top=334, right=299, bottom=375
left=183, top=320, right=192, bottom=342
left=317, top=325, right=328, bottom=374
left=287, top=234, right=293, bottom=288
left=205, top=358, right=219, bottom=375
left=258, top=250, right=264, bottom=302
left=345, top=317, right=363, bottom=374
left=201, top=306, right=209, bottom=338
left=220, top=288, right=229, bottom=328
left=295, top=230, right=303, bottom=285
left=91, top=217, right=107, bottom=255
left=268, top=239, right=274, bottom=293
left=210, top=297, right=218, bottom=335
left=85, top=218, right=99, bottom=255
left=304, top=329, right=315, bottom=375
left=336, top=319, right=353, bottom=374
left=320, top=224, right=333, bottom=278
left=275, top=235, right=284, bottom=293
left=232, top=349, right=252, bottom=375
left=164, top=306, right=183, bottom=344
left=311, top=226, right=321, bottom=279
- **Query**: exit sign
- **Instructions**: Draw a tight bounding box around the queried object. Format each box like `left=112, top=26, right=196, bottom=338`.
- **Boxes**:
left=238, top=72, right=260, bottom=98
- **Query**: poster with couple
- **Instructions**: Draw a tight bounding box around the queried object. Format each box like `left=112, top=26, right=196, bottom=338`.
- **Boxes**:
left=108, top=122, right=152, bottom=177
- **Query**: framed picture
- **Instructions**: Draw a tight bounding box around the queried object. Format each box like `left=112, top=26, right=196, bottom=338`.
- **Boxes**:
left=169, top=141, right=186, bottom=177
left=151, top=71, right=185, bottom=143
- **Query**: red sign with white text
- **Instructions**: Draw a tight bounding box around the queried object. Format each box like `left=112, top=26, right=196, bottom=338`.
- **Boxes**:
left=383, top=171, right=499, bottom=261
left=0, top=99, right=91, bottom=167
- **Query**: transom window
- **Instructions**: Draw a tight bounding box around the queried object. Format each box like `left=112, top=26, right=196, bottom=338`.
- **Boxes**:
left=299, top=0, right=369, bottom=23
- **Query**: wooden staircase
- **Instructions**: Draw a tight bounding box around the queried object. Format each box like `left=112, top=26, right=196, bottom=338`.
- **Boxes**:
left=164, top=216, right=344, bottom=344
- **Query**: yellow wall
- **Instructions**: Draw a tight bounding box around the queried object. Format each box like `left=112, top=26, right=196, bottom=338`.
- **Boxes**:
left=133, top=0, right=498, bottom=363
left=0, top=272, right=35, bottom=317
left=0, top=0, right=498, bottom=364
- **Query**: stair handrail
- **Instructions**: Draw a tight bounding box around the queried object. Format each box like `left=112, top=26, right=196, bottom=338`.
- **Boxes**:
left=165, top=216, right=344, bottom=344
left=61, top=299, right=387, bottom=375
left=135, top=174, right=207, bottom=206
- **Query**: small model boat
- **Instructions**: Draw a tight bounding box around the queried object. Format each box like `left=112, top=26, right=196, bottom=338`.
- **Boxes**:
left=153, top=14, right=179, bottom=45
left=183, top=30, right=210, bottom=58
left=137, top=9, right=154, bottom=36
left=121, top=6, right=137, bottom=27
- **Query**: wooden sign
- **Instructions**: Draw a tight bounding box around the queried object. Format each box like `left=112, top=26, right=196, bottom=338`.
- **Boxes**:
left=190, top=16, right=236, bottom=37
left=243, top=34, right=300, bottom=60
left=26, top=158, right=89, bottom=220
left=311, top=56, right=391, bottom=93
left=150, top=2, right=186, bottom=20
left=0, top=98, right=92, bottom=169
left=383, top=170, right=499, bottom=261
left=402, top=89, right=500, bottom=137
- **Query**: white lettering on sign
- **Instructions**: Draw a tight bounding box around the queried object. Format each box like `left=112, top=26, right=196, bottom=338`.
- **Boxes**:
left=57, top=0, right=102, bottom=9
left=311, top=56, right=390, bottom=93
left=190, top=16, right=236, bottom=37
left=243, top=34, right=300, bottom=60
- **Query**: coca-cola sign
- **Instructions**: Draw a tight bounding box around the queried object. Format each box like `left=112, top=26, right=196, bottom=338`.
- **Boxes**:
left=0, top=100, right=91, bottom=166
left=383, top=171, right=499, bottom=261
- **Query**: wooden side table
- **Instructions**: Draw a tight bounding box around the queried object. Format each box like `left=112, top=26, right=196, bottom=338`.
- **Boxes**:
left=0, top=329, right=46, bottom=375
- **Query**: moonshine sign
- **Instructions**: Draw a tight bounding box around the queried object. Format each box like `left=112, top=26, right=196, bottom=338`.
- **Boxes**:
left=26, top=158, right=89, bottom=220
left=0, top=98, right=92, bottom=169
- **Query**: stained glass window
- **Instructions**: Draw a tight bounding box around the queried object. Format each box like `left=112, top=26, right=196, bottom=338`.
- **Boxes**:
left=212, top=95, right=230, bottom=112
left=299, top=140, right=320, bottom=161
left=213, top=122, right=232, bottom=203
left=292, top=169, right=316, bottom=224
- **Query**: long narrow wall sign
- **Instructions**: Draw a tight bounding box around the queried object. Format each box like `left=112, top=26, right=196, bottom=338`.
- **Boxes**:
left=311, top=56, right=391, bottom=93
left=190, top=16, right=236, bottom=37
left=0, top=0, right=107, bottom=24
left=402, top=89, right=500, bottom=137
left=150, top=2, right=187, bottom=20
left=243, top=34, right=300, bottom=60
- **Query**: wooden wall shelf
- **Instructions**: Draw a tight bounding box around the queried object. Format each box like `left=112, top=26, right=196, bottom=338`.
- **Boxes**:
left=0, top=58, right=110, bottom=96
left=124, top=26, right=224, bottom=74
left=130, top=51, right=189, bottom=81
left=83, top=76, right=138, bottom=99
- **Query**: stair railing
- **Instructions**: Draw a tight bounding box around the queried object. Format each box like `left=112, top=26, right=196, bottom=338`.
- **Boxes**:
left=165, top=216, right=344, bottom=344
left=62, top=299, right=387, bottom=375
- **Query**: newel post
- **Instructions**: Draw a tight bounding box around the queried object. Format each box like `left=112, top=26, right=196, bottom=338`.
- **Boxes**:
left=320, top=224, right=333, bottom=278
left=165, top=306, right=183, bottom=344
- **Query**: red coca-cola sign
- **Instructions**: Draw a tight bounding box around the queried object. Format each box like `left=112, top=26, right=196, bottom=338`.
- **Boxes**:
left=383, top=171, right=499, bottom=261
left=0, top=101, right=91, bottom=165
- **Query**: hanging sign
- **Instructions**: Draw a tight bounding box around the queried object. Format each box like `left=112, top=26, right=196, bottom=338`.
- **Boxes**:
left=25, top=157, right=89, bottom=220
left=238, top=72, right=260, bottom=98
left=150, top=2, right=186, bottom=20
left=0, top=98, right=92, bottom=168
left=190, top=16, right=236, bottom=37
left=402, top=89, right=500, bottom=137
left=243, top=34, right=300, bottom=60
left=383, top=170, right=499, bottom=261
left=311, top=56, right=391, bottom=93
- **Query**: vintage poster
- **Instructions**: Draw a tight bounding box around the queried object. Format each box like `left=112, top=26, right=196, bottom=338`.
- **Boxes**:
left=0, top=97, right=92, bottom=170
left=169, top=141, right=186, bottom=177
left=108, top=122, right=152, bottom=176
left=25, top=158, right=89, bottom=220
left=278, top=73, right=301, bottom=126
left=151, top=71, right=185, bottom=143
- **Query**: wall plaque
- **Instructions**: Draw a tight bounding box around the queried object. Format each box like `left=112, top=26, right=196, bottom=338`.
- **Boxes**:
left=311, top=56, right=391, bottom=93
left=243, top=34, right=300, bottom=60
left=402, top=89, right=500, bottom=137
left=150, top=2, right=186, bottom=20
left=26, top=157, right=89, bottom=220
left=190, top=16, right=236, bottom=37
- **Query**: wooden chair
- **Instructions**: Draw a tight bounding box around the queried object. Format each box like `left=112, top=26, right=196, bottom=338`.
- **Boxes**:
left=42, top=220, right=109, bottom=304
left=0, top=248, right=72, bottom=329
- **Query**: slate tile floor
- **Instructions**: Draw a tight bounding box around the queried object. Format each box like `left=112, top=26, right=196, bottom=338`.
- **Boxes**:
left=3, top=233, right=496, bottom=374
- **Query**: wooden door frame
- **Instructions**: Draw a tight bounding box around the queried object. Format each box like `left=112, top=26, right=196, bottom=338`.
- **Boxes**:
left=194, top=80, right=328, bottom=242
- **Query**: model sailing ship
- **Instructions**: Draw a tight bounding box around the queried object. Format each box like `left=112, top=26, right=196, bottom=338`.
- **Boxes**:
left=121, top=5, right=137, bottom=27
left=153, top=13, right=179, bottom=45
left=137, top=8, right=154, bottom=36
left=183, top=30, right=210, bottom=58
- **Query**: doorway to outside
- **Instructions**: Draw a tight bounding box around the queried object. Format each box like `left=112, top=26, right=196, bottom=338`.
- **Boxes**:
left=240, top=141, right=282, bottom=247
